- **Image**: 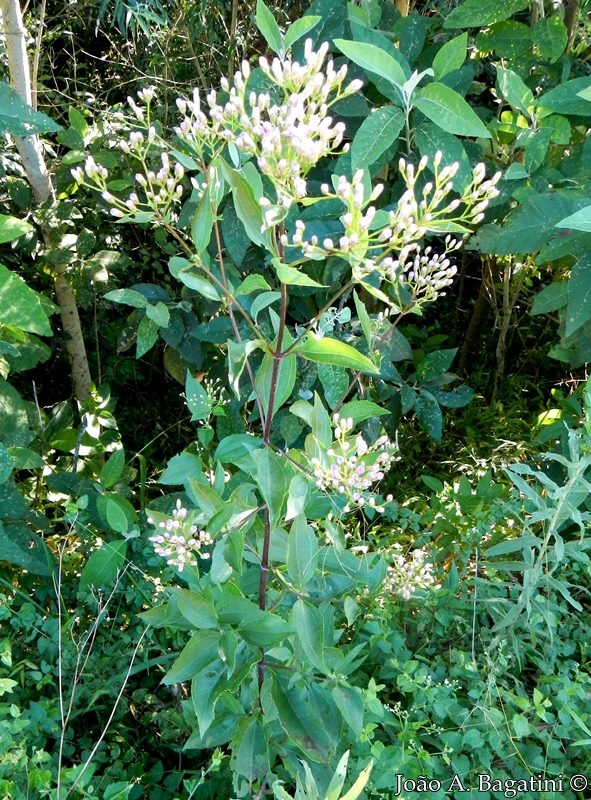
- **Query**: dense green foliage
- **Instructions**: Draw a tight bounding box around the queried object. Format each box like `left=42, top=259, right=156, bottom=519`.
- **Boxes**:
left=1, top=0, right=591, bottom=798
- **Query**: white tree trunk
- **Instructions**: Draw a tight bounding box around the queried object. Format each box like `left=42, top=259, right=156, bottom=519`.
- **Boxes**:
left=0, top=0, right=92, bottom=401
left=0, top=0, right=53, bottom=204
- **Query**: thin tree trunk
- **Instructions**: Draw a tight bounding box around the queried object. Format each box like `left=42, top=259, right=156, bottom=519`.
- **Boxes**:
left=0, top=0, right=92, bottom=402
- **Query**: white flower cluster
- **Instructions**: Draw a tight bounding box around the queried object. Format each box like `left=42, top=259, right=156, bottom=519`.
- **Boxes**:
left=310, top=414, right=397, bottom=513
left=147, top=499, right=213, bottom=572
left=175, top=40, right=361, bottom=208
left=282, top=154, right=501, bottom=311
left=72, top=89, right=185, bottom=224
left=383, top=543, right=440, bottom=600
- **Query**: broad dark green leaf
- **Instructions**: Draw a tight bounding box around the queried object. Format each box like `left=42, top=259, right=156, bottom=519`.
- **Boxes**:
left=337, top=400, right=390, bottom=424
left=556, top=205, right=591, bottom=233
left=252, top=448, right=289, bottom=527
left=414, top=124, right=472, bottom=191
left=318, top=363, right=349, bottom=409
left=432, top=33, right=468, bottom=79
left=538, top=78, right=591, bottom=116
left=0, top=263, right=52, bottom=336
left=350, top=106, right=404, bottom=171
left=444, top=0, right=530, bottom=29
left=414, top=389, right=443, bottom=441
left=333, top=39, right=406, bottom=87
left=136, top=315, right=159, bottom=358
left=291, top=599, right=326, bottom=672
left=0, top=82, right=61, bottom=136
left=496, top=68, right=534, bottom=117
left=173, top=588, right=218, bottom=628
left=566, top=254, right=591, bottom=338
left=533, top=15, right=568, bottom=62
left=531, top=282, right=568, bottom=315
left=255, top=0, right=284, bottom=55
left=287, top=516, right=318, bottom=589
left=283, top=15, right=321, bottom=51
left=298, top=333, right=379, bottom=374
left=414, top=83, right=491, bottom=139
left=100, top=448, right=125, bottom=489
left=416, top=348, right=457, bottom=381
left=169, top=256, right=222, bottom=301
left=164, top=630, right=220, bottom=684
left=0, top=214, right=33, bottom=244
left=79, top=541, right=127, bottom=592
left=220, top=160, right=270, bottom=249
left=476, top=21, right=532, bottom=59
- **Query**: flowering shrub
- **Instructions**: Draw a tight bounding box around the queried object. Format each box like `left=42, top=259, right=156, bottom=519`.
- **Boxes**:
left=72, top=6, right=503, bottom=796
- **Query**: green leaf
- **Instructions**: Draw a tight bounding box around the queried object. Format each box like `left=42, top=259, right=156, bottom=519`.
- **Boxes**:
left=169, top=256, right=222, bottom=301
left=255, top=0, right=284, bottom=55
left=68, top=106, right=88, bottom=137
left=233, top=607, right=293, bottom=648
left=432, top=33, right=468, bottom=80
left=220, top=160, right=270, bottom=249
left=173, top=588, right=218, bottom=628
left=333, top=39, right=406, bottom=88
left=533, top=15, right=568, bottom=62
left=318, top=363, right=349, bottom=409
left=539, top=78, right=591, bottom=116
left=0, top=214, right=33, bottom=244
left=414, top=83, right=491, bottom=139
left=496, top=68, right=534, bottom=117
left=416, top=348, right=457, bottom=381
left=159, top=451, right=204, bottom=484
left=251, top=291, right=281, bottom=324
left=236, top=274, right=271, bottom=295
left=100, top=448, right=125, bottom=490
left=338, top=400, right=390, bottom=425
left=79, top=541, right=127, bottom=592
left=287, top=516, right=318, bottom=589
left=531, top=282, right=568, bottom=315
left=566, top=254, right=591, bottom=338
left=291, top=599, right=326, bottom=673
left=0, top=82, right=61, bottom=136
left=0, top=263, right=52, bottom=336
left=524, top=128, right=551, bottom=174
left=185, top=370, right=211, bottom=421
left=414, top=124, right=472, bottom=191
left=444, top=0, right=530, bottom=29
left=186, top=478, right=225, bottom=518
left=145, top=301, right=170, bottom=327
left=252, top=448, right=289, bottom=527
left=350, top=106, right=404, bottom=171
left=476, top=21, right=532, bottom=59
left=164, top=630, right=220, bottom=684
left=215, top=433, right=263, bottom=467
left=284, top=15, right=321, bottom=51
left=285, top=473, right=309, bottom=521
left=332, top=685, right=364, bottom=738
left=192, top=184, right=215, bottom=252
left=103, top=288, right=148, bottom=308
left=414, top=389, right=443, bottom=441
left=97, top=495, right=134, bottom=534
left=556, top=205, right=591, bottom=233
left=255, top=349, right=297, bottom=416
left=273, top=260, right=325, bottom=287
left=136, top=314, right=159, bottom=358
left=298, top=333, right=379, bottom=374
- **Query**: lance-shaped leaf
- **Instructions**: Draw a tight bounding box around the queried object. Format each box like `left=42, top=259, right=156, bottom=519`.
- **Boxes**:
left=414, top=83, right=491, bottom=138
left=333, top=39, right=406, bottom=88
left=298, top=333, right=379, bottom=374
left=220, top=160, right=271, bottom=249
